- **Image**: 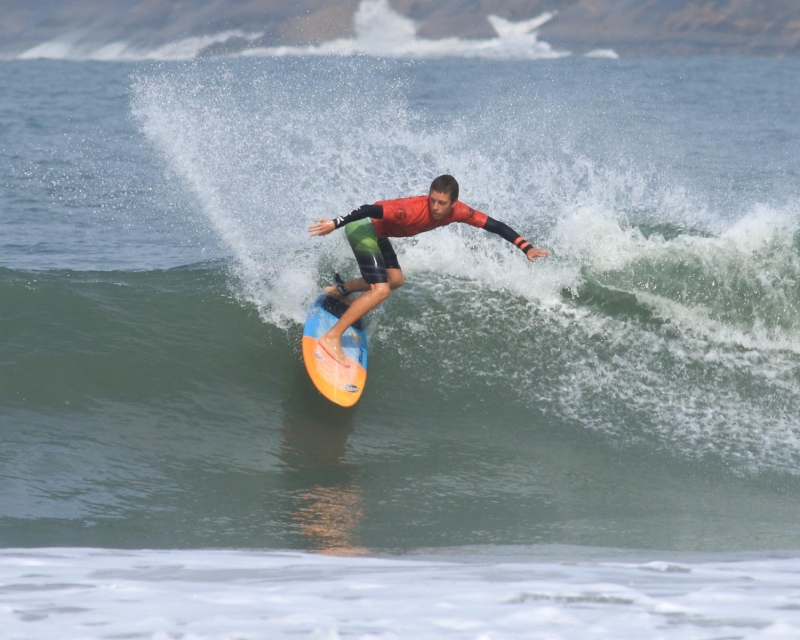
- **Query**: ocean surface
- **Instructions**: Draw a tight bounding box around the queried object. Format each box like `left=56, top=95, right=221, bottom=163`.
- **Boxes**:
left=2, top=43, right=800, bottom=639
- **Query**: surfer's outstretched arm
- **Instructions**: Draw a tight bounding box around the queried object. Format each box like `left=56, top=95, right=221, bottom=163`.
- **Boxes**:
left=308, top=205, right=383, bottom=237
left=481, top=216, right=550, bottom=262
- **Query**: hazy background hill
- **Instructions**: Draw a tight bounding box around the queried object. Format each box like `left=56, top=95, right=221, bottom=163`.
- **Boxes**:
left=1, top=0, right=799, bottom=58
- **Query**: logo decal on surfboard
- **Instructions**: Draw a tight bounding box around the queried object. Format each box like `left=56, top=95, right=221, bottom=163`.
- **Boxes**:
left=344, top=384, right=359, bottom=393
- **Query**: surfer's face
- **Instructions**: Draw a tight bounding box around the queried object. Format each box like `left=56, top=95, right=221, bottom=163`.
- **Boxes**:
left=429, top=190, right=455, bottom=219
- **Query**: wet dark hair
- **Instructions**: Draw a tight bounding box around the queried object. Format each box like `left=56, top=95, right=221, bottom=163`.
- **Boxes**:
left=430, top=174, right=459, bottom=203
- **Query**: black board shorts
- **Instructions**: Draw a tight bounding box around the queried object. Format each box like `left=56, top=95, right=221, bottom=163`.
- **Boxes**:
left=344, top=218, right=401, bottom=285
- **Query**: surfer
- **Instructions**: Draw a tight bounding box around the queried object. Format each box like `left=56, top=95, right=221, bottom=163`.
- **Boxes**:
left=308, top=175, right=550, bottom=366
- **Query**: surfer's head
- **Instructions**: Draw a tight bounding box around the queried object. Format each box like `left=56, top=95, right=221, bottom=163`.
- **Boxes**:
left=429, top=174, right=458, bottom=220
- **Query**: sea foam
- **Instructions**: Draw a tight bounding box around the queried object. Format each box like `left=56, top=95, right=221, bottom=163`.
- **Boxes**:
left=2, top=548, right=799, bottom=639
left=243, top=0, right=568, bottom=60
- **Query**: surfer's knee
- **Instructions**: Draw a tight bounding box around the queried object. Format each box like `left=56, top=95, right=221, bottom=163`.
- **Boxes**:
left=388, top=270, right=405, bottom=290
left=371, top=282, right=392, bottom=302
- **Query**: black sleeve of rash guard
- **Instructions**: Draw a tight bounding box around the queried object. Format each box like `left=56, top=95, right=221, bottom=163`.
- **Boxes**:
left=483, top=216, right=536, bottom=254
left=333, top=204, right=384, bottom=229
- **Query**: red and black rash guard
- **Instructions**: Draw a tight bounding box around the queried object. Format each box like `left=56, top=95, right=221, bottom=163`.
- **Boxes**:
left=333, top=195, right=538, bottom=256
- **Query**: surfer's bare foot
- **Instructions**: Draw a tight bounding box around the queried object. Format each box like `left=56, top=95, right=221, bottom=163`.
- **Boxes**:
left=319, top=333, right=350, bottom=367
left=323, top=285, right=353, bottom=305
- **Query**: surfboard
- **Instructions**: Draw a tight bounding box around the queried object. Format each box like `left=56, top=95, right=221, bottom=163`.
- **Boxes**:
left=302, top=294, right=368, bottom=407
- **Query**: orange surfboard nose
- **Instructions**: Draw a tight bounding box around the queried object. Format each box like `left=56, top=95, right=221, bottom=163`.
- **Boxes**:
left=302, top=336, right=367, bottom=407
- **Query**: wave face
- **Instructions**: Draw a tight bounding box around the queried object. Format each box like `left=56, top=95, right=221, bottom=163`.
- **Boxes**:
left=128, top=55, right=800, bottom=473
left=3, top=55, right=800, bottom=553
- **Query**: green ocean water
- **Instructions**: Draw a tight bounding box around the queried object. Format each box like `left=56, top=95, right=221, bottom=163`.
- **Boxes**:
left=2, top=56, right=800, bottom=554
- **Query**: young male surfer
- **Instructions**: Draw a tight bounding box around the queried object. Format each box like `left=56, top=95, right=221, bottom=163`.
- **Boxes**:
left=308, top=175, right=550, bottom=366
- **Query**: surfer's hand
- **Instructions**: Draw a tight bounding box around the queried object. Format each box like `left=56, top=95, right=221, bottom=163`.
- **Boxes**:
left=309, top=219, right=336, bottom=237
left=526, top=247, right=550, bottom=262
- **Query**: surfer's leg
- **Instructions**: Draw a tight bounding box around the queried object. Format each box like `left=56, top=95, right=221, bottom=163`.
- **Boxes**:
left=325, top=238, right=403, bottom=302
left=321, top=281, right=390, bottom=361
left=321, top=283, right=390, bottom=366
left=320, top=219, right=390, bottom=366
left=387, top=269, right=404, bottom=289
left=323, top=277, right=368, bottom=303
left=380, top=238, right=405, bottom=291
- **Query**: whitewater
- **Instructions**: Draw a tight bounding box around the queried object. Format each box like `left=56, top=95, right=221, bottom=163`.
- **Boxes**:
left=3, top=548, right=800, bottom=639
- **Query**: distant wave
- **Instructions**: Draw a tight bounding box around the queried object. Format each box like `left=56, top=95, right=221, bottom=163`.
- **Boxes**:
left=16, top=30, right=264, bottom=62
left=241, top=0, right=569, bottom=60
left=12, top=0, right=617, bottom=62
